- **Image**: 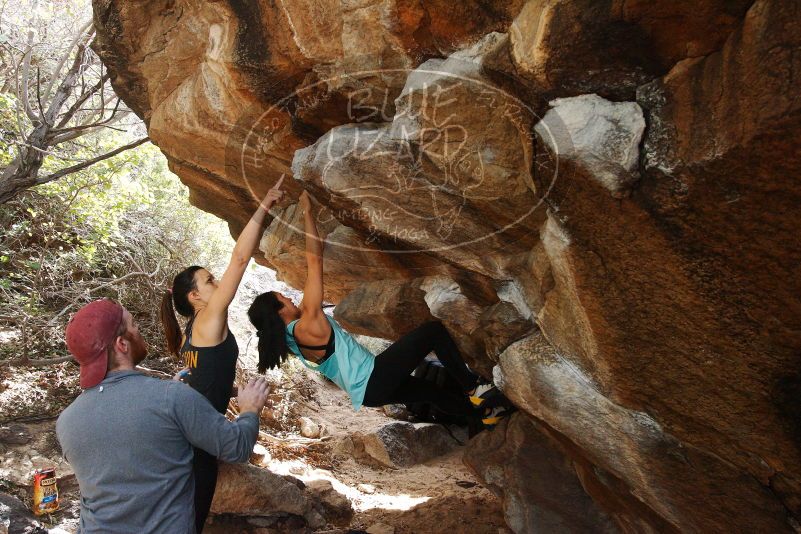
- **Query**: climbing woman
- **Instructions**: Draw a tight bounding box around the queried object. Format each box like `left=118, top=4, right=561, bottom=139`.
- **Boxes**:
left=160, top=177, right=284, bottom=533
left=247, top=190, right=509, bottom=428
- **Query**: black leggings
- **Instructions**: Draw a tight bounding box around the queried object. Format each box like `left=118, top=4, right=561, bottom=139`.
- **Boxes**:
left=362, top=321, right=479, bottom=417
left=192, top=447, right=218, bottom=533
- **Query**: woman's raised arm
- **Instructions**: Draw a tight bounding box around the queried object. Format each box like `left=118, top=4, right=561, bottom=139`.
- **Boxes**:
left=199, top=176, right=284, bottom=339
left=298, top=191, right=328, bottom=336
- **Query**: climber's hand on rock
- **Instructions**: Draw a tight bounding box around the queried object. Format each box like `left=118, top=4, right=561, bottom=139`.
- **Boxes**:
left=261, top=175, right=285, bottom=209
left=238, top=377, right=271, bottom=415
left=299, top=190, right=312, bottom=214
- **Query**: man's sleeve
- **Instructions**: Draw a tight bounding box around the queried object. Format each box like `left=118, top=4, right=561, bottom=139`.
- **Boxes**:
left=168, top=383, right=259, bottom=463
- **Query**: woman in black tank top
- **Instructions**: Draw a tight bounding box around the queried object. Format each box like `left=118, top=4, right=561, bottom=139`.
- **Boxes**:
left=159, top=178, right=284, bottom=533
left=180, top=316, right=239, bottom=414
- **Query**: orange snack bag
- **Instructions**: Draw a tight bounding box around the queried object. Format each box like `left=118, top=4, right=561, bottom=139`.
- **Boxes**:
left=32, top=467, right=59, bottom=515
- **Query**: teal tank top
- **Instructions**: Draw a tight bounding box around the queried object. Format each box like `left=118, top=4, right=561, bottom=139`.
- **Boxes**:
left=286, top=315, right=375, bottom=410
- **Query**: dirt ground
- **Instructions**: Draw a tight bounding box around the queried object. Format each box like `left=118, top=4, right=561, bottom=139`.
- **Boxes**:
left=249, top=367, right=508, bottom=534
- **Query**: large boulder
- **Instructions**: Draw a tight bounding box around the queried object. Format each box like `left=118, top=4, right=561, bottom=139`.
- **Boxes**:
left=91, top=0, right=801, bottom=531
left=91, top=0, right=525, bottom=241
left=290, top=34, right=543, bottom=280
left=518, top=2, right=801, bottom=529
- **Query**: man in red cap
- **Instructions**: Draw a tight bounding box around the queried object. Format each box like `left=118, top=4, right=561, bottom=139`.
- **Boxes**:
left=63, top=298, right=143, bottom=388
left=56, top=299, right=270, bottom=533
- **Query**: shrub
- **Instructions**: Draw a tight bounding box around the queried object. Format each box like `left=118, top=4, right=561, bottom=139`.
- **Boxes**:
left=0, top=142, right=231, bottom=365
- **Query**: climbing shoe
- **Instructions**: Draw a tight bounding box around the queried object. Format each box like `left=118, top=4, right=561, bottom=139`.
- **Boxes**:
left=481, top=404, right=514, bottom=428
left=469, top=380, right=499, bottom=407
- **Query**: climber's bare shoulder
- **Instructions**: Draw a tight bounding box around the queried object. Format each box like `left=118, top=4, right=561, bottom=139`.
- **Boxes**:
left=295, top=305, right=331, bottom=343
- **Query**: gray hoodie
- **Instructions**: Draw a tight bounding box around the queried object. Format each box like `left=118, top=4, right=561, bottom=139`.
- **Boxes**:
left=56, top=370, right=258, bottom=533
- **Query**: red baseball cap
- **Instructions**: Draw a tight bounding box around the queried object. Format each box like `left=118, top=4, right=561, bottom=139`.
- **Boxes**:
left=65, top=299, right=125, bottom=389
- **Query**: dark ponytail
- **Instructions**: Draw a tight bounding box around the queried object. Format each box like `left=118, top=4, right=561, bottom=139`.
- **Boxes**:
left=160, top=266, right=202, bottom=358
left=248, top=291, right=289, bottom=373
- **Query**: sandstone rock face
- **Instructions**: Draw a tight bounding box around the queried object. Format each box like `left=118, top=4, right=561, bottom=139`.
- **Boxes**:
left=334, top=277, right=435, bottom=340
left=535, top=94, right=645, bottom=197
left=496, top=331, right=789, bottom=533
left=509, top=0, right=754, bottom=100
left=93, top=0, right=801, bottom=532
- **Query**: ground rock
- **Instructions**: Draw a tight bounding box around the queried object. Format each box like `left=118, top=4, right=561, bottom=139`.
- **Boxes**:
left=249, top=444, right=270, bottom=466
left=0, top=493, right=47, bottom=534
left=299, top=417, right=321, bottom=439
left=380, top=404, right=411, bottom=421
left=211, top=463, right=325, bottom=529
left=464, top=413, right=618, bottom=534
left=356, top=483, right=375, bottom=494
left=0, top=451, right=73, bottom=488
left=0, top=425, right=32, bottom=446
left=353, top=422, right=460, bottom=469
left=366, top=522, right=395, bottom=534
left=304, top=479, right=353, bottom=526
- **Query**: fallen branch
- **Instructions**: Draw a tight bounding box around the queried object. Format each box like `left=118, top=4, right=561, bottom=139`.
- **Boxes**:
left=258, top=430, right=330, bottom=446
left=137, top=365, right=173, bottom=379
left=0, top=354, right=72, bottom=367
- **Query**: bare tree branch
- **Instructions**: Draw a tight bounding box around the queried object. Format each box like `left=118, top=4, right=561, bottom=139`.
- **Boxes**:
left=0, top=10, right=143, bottom=204
left=48, top=97, right=123, bottom=140
left=55, top=71, right=110, bottom=128
left=41, top=20, right=93, bottom=106
left=64, top=176, right=112, bottom=208
left=48, top=107, right=130, bottom=145
left=19, top=34, right=40, bottom=123
left=34, top=136, right=149, bottom=186
left=10, top=55, right=27, bottom=135
left=44, top=258, right=165, bottom=328
left=42, top=40, right=88, bottom=127
left=35, top=65, right=45, bottom=120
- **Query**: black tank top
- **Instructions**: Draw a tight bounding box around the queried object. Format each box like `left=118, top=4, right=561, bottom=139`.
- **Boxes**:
left=179, top=317, right=238, bottom=414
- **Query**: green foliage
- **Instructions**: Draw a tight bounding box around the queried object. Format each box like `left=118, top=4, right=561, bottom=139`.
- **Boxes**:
left=0, top=92, right=19, bottom=168
left=0, top=1, right=232, bottom=364
left=0, top=141, right=232, bottom=362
